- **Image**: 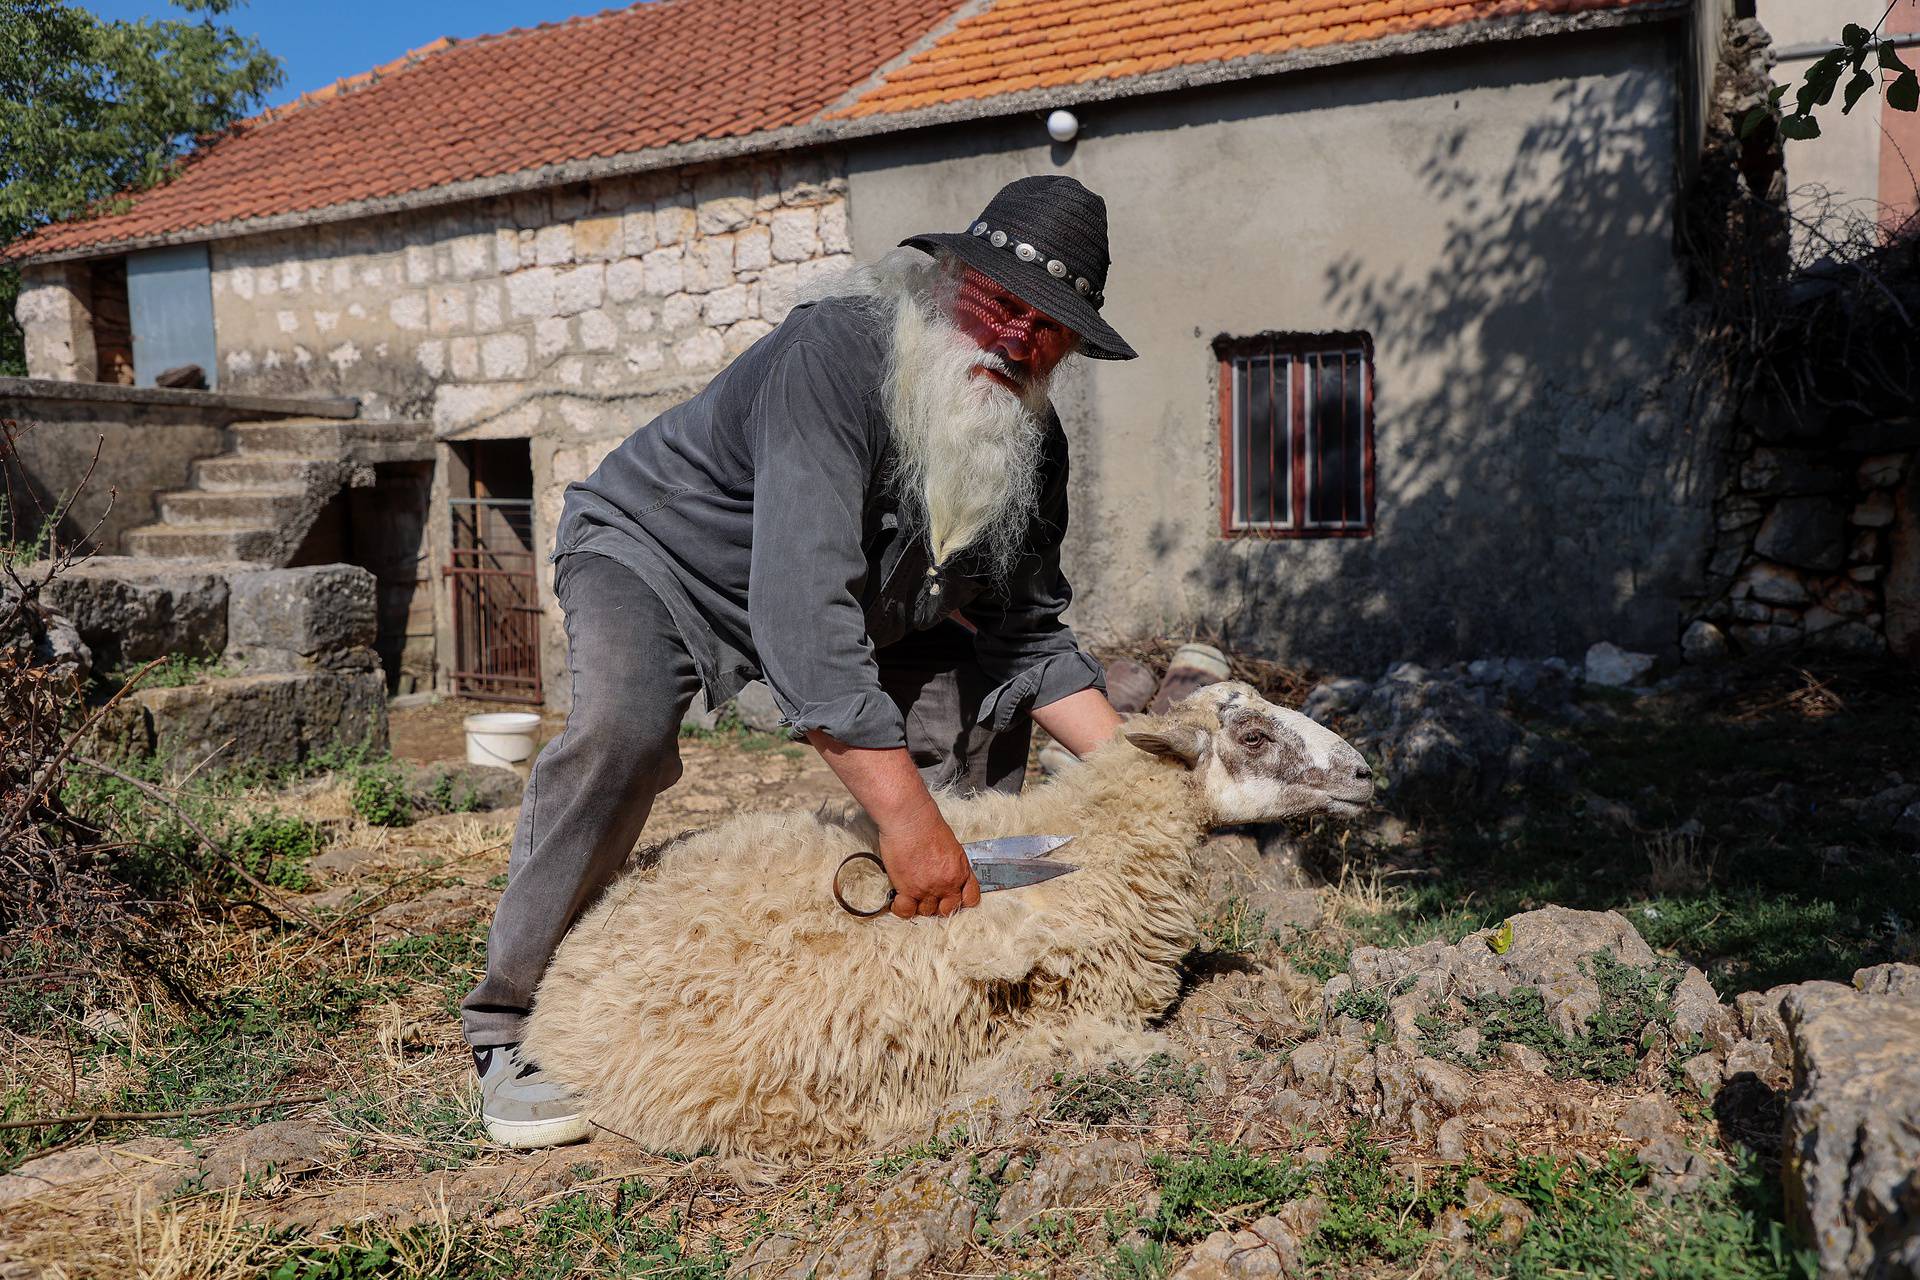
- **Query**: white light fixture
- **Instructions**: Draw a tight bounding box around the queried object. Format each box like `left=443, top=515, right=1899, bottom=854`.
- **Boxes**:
left=1046, top=109, right=1079, bottom=143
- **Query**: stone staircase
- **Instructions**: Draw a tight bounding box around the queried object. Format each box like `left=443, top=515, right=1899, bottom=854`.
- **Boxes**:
left=126, top=418, right=433, bottom=564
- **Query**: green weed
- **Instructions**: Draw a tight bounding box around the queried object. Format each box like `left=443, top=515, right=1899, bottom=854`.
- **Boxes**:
left=1301, top=1129, right=1468, bottom=1266
left=1198, top=894, right=1269, bottom=957
left=1102, top=1239, right=1168, bottom=1279
left=1048, top=1054, right=1204, bottom=1127
left=266, top=1238, right=410, bottom=1279
left=1330, top=987, right=1390, bottom=1023
left=1332, top=661, right=1919, bottom=996
left=349, top=760, right=412, bottom=827
left=1278, top=930, right=1350, bottom=981
left=1498, top=1150, right=1816, bottom=1279
left=1142, top=1144, right=1307, bottom=1242
left=507, top=1178, right=731, bottom=1279
left=0, top=493, right=53, bottom=568
left=868, top=1125, right=968, bottom=1180
left=226, top=810, right=322, bottom=890
left=106, top=653, right=232, bottom=690
left=1420, top=950, right=1679, bottom=1083
left=426, top=770, right=483, bottom=815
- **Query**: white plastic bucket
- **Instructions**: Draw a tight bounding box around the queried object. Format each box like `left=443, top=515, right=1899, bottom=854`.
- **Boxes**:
left=465, top=712, right=542, bottom=768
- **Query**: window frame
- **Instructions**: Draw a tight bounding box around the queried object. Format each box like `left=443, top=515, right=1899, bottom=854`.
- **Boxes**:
left=1214, top=331, right=1376, bottom=540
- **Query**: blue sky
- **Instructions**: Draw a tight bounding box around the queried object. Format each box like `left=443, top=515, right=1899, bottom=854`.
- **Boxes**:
left=81, top=1, right=624, bottom=108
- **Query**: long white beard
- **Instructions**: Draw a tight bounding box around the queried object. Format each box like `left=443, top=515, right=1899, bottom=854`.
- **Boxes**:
left=881, top=270, right=1053, bottom=582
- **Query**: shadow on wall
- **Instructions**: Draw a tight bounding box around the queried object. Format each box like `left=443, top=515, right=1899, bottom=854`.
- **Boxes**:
left=1185, top=74, right=1727, bottom=674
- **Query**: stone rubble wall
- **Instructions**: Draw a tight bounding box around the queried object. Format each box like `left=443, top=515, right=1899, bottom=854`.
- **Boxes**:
left=200, top=152, right=853, bottom=426
left=1692, top=415, right=1915, bottom=660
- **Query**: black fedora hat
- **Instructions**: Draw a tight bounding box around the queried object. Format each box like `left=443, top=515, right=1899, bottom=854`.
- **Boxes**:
left=900, top=175, right=1137, bottom=361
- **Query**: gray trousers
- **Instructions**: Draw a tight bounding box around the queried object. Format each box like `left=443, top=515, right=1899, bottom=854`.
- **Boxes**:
left=461, top=551, right=1030, bottom=1047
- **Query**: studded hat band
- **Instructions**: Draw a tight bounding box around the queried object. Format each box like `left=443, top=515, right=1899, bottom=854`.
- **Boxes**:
left=967, top=221, right=1104, bottom=307
left=900, top=174, right=1136, bottom=360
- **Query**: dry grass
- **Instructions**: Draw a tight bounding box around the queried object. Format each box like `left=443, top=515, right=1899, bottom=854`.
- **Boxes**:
left=1644, top=826, right=1719, bottom=896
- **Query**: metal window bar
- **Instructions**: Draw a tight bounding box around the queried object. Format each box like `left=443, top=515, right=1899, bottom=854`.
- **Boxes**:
left=446, top=497, right=543, bottom=702
left=1302, top=345, right=1369, bottom=531
left=1230, top=351, right=1291, bottom=530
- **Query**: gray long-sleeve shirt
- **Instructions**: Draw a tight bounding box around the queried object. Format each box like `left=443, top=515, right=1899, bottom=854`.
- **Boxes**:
left=553, top=295, right=1105, bottom=749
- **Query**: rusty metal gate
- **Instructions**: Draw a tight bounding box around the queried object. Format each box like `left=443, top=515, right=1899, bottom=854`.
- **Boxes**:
left=445, top=497, right=543, bottom=702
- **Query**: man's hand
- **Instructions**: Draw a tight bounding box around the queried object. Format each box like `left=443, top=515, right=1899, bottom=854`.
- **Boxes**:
left=876, top=801, right=982, bottom=919
left=806, top=731, right=982, bottom=919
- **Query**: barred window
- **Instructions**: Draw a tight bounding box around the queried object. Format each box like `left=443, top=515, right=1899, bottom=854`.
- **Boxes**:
left=1216, top=333, right=1374, bottom=537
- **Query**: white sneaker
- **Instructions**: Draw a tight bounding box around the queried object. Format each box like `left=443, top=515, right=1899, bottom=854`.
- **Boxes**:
left=474, top=1043, right=591, bottom=1149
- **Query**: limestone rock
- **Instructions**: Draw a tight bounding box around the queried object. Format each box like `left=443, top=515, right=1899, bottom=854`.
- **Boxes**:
left=1464, top=1177, right=1532, bottom=1246
left=0, top=1137, right=187, bottom=1209
left=403, top=761, right=524, bottom=814
left=134, top=669, right=387, bottom=772
left=994, top=1138, right=1143, bottom=1231
left=1755, top=497, right=1848, bottom=572
left=1680, top=620, right=1729, bottom=664
left=1780, top=980, right=1920, bottom=1278
left=1317, top=662, right=1583, bottom=807
left=225, top=565, right=377, bottom=671
left=1671, top=968, right=1739, bottom=1050
left=1, top=583, right=90, bottom=685
left=1734, top=560, right=1812, bottom=605
left=1637, top=1134, right=1716, bottom=1198
left=44, top=558, right=228, bottom=669
left=1852, top=963, right=1920, bottom=999
left=1582, top=641, right=1656, bottom=688
left=795, top=1160, right=976, bottom=1280
left=1172, top=1216, right=1298, bottom=1278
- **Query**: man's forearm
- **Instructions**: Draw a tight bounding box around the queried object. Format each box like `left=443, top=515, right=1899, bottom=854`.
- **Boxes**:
left=1031, top=687, right=1123, bottom=759
left=805, top=730, right=980, bottom=917
left=804, top=732, right=942, bottom=827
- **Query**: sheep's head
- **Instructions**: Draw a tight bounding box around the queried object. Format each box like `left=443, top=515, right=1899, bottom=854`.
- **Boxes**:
left=1124, top=681, right=1374, bottom=824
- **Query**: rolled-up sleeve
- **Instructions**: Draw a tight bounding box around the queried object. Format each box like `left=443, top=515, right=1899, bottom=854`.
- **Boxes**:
left=964, top=424, right=1107, bottom=731
left=746, top=340, right=906, bottom=748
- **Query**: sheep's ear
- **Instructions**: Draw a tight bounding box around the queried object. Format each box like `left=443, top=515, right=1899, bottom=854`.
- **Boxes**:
left=1124, top=724, right=1206, bottom=768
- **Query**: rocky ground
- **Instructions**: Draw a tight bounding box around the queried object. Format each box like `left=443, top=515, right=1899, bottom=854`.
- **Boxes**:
left=1, top=655, right=1916, bottom=1279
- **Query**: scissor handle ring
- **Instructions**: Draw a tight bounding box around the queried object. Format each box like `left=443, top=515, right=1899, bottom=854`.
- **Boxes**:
left=832, top=851, right=895, bottom=918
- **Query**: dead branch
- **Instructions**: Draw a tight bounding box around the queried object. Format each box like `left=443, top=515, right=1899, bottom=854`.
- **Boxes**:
left=0, top=1091, right=328, bottom=1132
left=71, top=757, right=322, bottom=931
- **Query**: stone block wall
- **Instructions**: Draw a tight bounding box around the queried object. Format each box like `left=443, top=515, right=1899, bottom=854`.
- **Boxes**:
left=205, top=151, right=853, bottom=426
left=13, top=264, right=98, bottom=382
left=49, top=558, right=390, bottom=770
left=1694, top=415, right=1916, bottom=659
left=190, top=149, right=854, bottom=706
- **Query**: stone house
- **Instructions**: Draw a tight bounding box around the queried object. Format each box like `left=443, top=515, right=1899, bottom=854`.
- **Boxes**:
left=18, top=0, right=1899, bottom=707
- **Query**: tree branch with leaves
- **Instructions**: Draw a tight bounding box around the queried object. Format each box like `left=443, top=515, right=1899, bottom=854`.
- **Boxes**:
left=1746, top=4, right=1919, bottom=143
left=0, top=0, right=282, bottom=375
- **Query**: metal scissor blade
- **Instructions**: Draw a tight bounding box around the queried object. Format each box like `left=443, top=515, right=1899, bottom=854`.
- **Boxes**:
left=963, top=834, right=1075, bottom=861
left=969, top=857, right=1078, bottom=893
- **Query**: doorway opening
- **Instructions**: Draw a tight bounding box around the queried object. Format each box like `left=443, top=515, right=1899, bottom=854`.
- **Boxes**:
left=88, top=258, right=134, bottom=385
left=445, top=440, right=542, bottom=703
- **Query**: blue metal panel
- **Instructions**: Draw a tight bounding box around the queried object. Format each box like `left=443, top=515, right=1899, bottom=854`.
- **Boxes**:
left=126, top=244, right=218, bottom=388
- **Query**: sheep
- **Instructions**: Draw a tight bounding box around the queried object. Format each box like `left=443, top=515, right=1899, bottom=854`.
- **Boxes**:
left=522, top=681, right=1373, bottom=1162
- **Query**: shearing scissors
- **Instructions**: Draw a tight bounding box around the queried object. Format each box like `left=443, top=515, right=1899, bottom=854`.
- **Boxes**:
left=831, top=834, right=1078, bottom=918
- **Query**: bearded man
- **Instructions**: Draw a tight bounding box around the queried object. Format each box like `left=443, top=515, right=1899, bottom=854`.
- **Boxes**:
left=464, top=175, right=1137, bottom=1148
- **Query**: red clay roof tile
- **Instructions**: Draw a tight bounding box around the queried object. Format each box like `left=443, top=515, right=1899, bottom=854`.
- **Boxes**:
left=13, top=0, right=964, bottom=259
left=16, top=0, right=1670, bottom=260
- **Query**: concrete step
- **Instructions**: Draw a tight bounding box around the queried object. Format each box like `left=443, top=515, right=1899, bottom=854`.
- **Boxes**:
left=232, top=419, right=429, bottom=457
left=125, top=523, right=279, bottom=561
left=192, top=454, right=316, bottom=491
left=157, top=488, right=302, bottom=526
